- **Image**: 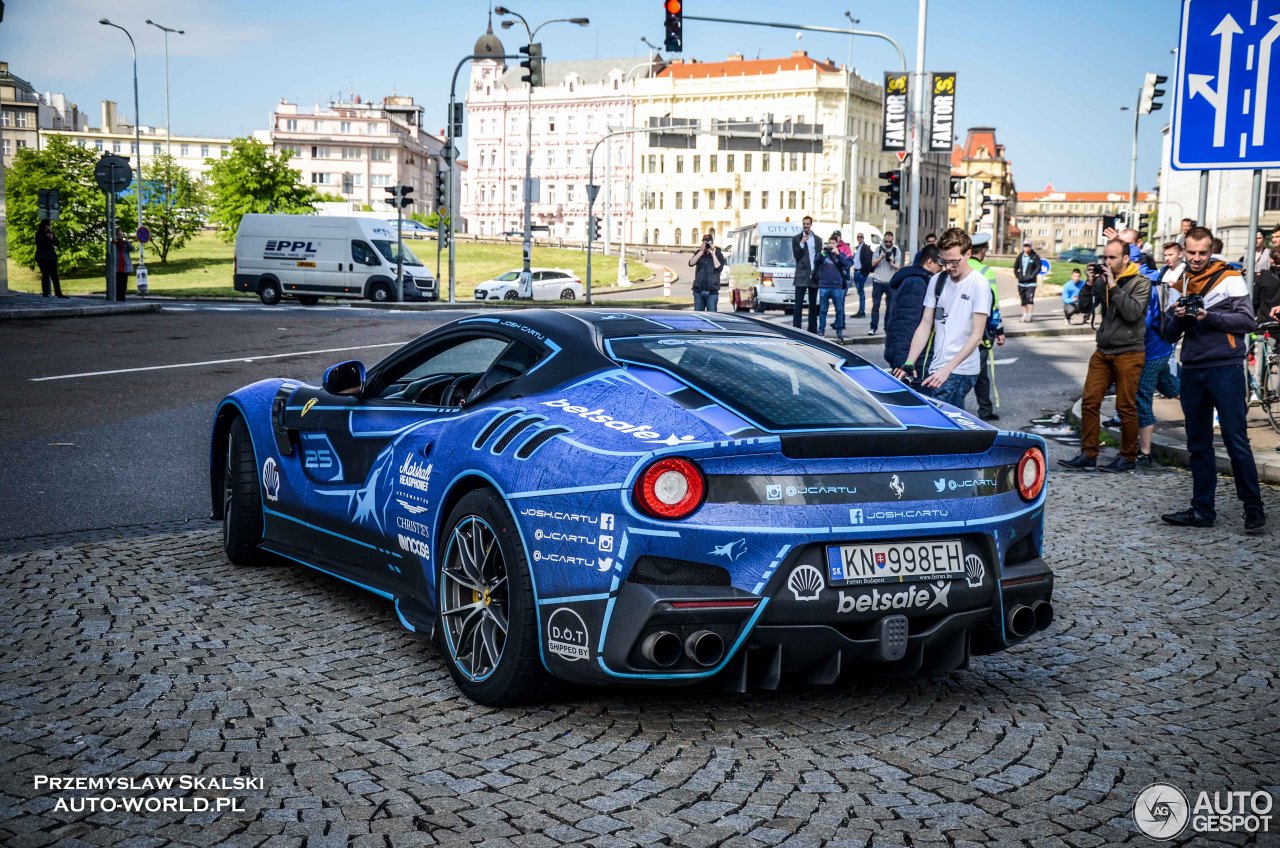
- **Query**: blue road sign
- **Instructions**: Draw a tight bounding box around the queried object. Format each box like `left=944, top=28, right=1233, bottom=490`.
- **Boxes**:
left=1173, top=0, right=1280, bottom=170
left=1039, top=258, right=1052, bottom=277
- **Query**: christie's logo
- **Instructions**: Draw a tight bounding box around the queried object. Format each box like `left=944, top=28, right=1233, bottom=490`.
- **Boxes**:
left=398, top=456, right=432, bottom=493
left=540, top=399, right=697, bottom=445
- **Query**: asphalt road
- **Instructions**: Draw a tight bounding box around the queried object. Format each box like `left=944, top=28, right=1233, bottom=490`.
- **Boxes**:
left=0, top=303, right=1093, bottom=541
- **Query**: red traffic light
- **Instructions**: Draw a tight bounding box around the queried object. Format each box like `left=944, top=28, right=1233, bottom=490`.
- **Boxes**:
left=664, top=0, right=681, bottom=13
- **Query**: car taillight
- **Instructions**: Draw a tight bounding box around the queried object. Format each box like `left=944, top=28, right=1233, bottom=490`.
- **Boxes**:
left=634, top=457, right=705, bottom=519
left=1016, top=447, right=1046, bottom=502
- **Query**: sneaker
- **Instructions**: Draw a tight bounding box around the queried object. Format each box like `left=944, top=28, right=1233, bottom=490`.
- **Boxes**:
left=1245, top=506, right=1266, bottom=534
left=1057, top=452, right=1096, bottom=471
left=1097, top=456, right=1135, bottom=473
left=853, top=312, right=866, bottom=318
left=1102, top=415, right=1122, bottom=427
left=1161, top=508, right=1214, bottom=528
left=867, top=328, right=877, bottom=335
left=1135, top=452, right=1154, bottom=467
left=835, top=335, right=845, bottom=344
left=978, top=412, right=1000, bottom=421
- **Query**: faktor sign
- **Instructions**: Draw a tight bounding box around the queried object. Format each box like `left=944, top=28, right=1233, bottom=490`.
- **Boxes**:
left=882, top=72, right=908, bottom=152
left=928, top=72, right=957, bottom=152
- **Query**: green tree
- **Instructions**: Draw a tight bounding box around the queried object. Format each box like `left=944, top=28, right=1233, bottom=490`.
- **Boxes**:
left=141, top=153, right=208, bottom=263
left=205, top=137, right=321, bottom=241
left=4, top=135, right=136, bottom=272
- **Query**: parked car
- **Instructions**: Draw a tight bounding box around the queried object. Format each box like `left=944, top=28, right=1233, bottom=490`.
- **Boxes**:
left=1057, top=248, right=1098, bottom=264
left=474, top=268, right=583, bottom=301
left=386, top=219, right=435, bottom=239
left=210, top=309, right=1053, bottom=705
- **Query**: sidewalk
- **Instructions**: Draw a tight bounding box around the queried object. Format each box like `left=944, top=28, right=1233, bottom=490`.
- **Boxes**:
left=1070, top=391, right=1280, bottom=485
left=0, top=291, right=161, bottom=320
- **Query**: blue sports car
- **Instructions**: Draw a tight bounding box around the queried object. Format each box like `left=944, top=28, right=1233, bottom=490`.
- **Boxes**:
left=211, top=310, right=1053, bottom=705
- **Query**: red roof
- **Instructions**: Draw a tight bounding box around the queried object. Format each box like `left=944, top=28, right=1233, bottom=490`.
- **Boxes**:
left=657, top=51, right=840, bottom=79
left=1017, top=189, right=1157, bottom=202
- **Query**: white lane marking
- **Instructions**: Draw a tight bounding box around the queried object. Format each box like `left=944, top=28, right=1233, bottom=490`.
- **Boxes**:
left=991, top=357, right=1019, bottom=365
left=30, top=342, right=404, bottom=382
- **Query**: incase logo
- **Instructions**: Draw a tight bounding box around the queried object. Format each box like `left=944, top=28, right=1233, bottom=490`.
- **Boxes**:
left=397, top=534, right=430, bottom=558
left=836, top=581, right=950, bottom=613
left=546, top=608, right=590, bottom=662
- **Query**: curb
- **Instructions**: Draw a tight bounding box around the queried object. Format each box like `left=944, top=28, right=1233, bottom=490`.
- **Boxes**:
left=0, top=301, right=163, bottom=320
left=1068, top=397, right=1280, bottom=484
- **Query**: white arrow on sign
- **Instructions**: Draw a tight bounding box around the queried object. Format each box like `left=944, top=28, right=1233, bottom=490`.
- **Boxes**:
left=1188, top=12, right=1242, bottom=148
left=1253, top=14, right=1280, bottom=146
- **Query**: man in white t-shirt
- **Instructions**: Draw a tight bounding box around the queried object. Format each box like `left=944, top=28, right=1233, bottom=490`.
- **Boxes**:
left=892, top=227, right=992, bottom=410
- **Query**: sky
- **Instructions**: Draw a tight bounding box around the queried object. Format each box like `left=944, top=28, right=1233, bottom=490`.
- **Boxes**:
left=1, top=0, right=1181, bottom=193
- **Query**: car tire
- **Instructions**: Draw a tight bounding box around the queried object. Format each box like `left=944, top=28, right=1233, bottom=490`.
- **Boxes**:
left=560, top=288, right=576, bottom=301
left=222, top=416, right=264, bottom=565
left=369, top=282, right=393, bottom=303
left=436, top=489, right=559, bottom=706
left=258, top=279, right=281, bottom=306
left=503, top=290, right=519, bottom=301
left=298, top=295, right=320, bottom=306
left=752, top=297, right=765, bottom=313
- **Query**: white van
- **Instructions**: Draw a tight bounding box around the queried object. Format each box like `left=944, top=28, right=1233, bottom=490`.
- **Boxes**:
left=725, top=220, right=884, bottom=312
left=233, top=213, right=438, bottom=305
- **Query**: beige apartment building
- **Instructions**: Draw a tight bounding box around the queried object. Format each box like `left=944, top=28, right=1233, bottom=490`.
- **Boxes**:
left=1, top=61, right=40, bottom=166
left=258, top=96, right=444, bottom=217
left=1015, top=186, right=1157, bottom=253
left=949, top=127, right=1017, bottom=251
left=462, top=37, right=904, bottom=246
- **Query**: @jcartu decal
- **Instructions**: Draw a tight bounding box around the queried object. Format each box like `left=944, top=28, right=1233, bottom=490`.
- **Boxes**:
left=1133, top=783, right=1190, bottom=840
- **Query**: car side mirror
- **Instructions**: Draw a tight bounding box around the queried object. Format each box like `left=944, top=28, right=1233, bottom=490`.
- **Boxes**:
left=748, top=245, right=758, bottom=264
left=323, top=360, right=366, bottom=396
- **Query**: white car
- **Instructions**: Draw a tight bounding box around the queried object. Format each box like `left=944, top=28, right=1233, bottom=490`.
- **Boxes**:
left=473, top=268, right=583, bottom=302
left=385, top=219, right=435, bottom=239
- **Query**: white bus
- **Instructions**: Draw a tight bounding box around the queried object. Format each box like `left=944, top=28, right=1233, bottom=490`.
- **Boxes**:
left=725, top=221, right=882, bottom=312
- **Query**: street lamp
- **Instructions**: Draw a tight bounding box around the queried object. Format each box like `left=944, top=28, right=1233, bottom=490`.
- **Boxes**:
left=100, top=17, right=146, bottom=289
left=842, top=10, right=861, bottom=228
left=495, top=6, right=589, bottom=295
left=146, top=18, right=184, bottom=205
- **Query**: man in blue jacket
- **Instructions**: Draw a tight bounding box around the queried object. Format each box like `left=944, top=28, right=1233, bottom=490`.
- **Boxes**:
left=812, top=235, right=853, bottom=342
left=1159, top=226, right=1264, bottom=533
left=884, top=244, right=943, bottom=370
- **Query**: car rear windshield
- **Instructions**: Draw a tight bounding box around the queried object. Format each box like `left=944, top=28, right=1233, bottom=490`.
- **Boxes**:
left=608, top=336, right=897, bottom=431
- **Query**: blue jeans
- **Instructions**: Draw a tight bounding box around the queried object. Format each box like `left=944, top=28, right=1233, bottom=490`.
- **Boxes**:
left=852, top=272, right=867, bottom=314
left=693, top=290, right=719, bottom=312
left=816, top=287, right=847, bottom=336
left=927, top=372, right=978, bottom=410
left=1180, top=364, right=1261, bottom=519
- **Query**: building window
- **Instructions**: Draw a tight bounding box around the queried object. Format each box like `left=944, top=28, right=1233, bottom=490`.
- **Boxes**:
left=566, top=115, right=574, bottom=133
left=352, top=174, right=363, bottom=186
left=342, top=147, right=361, bottom=159
left=710, top=155, right=717, bottom=173
left=648, top=154, right=656, bottom=172
left=693, top=155, right=701, bottom=173
left=724, top=190, right=733, bottom=208
left=547, top=149, right=556, bottom=167
left=801, top=191, right=806, bottom=210
left=371, top=148, right=391, bottom=162
left=113, top=141, right=122, bottom=153
left=549, top=117, right=556, bottom=132
left=761, top=191, right=769, bottom=209
left=1266, top=181, right=1280, bottom=212
left=221, top=145, right=229, bottom=155
left=285, top=119, right=298, bottom=131
left=566, top=184, right=575, bottom=203
left=675, top=192, right=683, bottom=210
left=1, top=138, right=8, bottom=155
left=371, top=174, right=391, bottom=187
left=676, top=155, right=684, bottom=174
left=0, top=110, right=10, bottom=127
left=675, top=228, right=682, bottom=244
left=706, top=190, right=714, bottom=208
left=340, top=121, right=352, bottom=133
left=15, top=112, right=29, bottom=128
left=744, top=154, right=752, bottom=172
left=788, top=190, right=797, bottom=209
left=152, top=143, right=162, bottom=155
left=311, top=172, right=332, bottom=185
left=692, top=191, right=699, bottom=210
left=762, top=153, right=770, bottom=172
left=726, top=154, right=734, bottom=172
left=743, top=191, right=751, bottom=210
left=95, top=139, right=104, bottom=151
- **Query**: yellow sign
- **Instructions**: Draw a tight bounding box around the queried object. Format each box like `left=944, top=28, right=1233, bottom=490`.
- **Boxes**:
left=296, top=261, right=316, bottom=268
left=887, top=75, right=908, bottom=94
left=933, top=74, right=955, bottom=95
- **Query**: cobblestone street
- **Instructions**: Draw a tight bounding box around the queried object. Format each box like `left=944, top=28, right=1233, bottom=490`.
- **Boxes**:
left=2, top=460, right=1277, bottom=847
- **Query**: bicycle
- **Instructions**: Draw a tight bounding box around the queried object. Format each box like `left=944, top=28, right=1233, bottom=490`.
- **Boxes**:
left=1246, top=321, right=1280, bottom=432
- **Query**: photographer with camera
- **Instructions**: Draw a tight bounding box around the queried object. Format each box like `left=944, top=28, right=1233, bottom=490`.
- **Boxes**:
left=1059, top=238, right=1151, bottom=473
left=812, top=235, right=853, bottom=341
left=1158, top=226, right=1264, bottom=533
left=688, top=232, right=725, bottom=312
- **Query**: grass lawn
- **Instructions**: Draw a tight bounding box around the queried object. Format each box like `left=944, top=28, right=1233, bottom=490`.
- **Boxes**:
left=6, top=231, right=655, bottom=299
left=988, top=256, right=1085, bottom=288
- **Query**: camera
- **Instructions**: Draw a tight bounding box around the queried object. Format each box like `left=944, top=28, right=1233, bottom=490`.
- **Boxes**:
left=703, top=235, right=713, bottom=245
left=1176, top=293, right=1204, bottom=313
left=1087, top=262, right=1106, bottom=278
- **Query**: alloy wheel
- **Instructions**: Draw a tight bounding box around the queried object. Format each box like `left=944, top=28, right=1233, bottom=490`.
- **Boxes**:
left=440, top=516, right=510, bottom=681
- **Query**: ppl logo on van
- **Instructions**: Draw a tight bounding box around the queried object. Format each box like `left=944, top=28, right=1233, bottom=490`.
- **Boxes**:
left=264, top=240, right=319, bottom=259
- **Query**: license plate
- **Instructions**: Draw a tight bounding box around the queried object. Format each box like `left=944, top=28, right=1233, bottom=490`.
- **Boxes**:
left=826, top=539, right=965, bottom=585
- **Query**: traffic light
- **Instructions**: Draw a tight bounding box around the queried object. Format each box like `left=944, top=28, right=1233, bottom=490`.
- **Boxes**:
left=1138, top=212, right=1150, bottom=234
left=878, top=170, right=901, bottom=210
left=761, top=113, right=773, bottom=148
left=449, top=102, right=464, bottom=139
left=949, top=176, right=964, bottom=199
left=1139, top=72, right=1168, bottom=114
left=664, top=0, right=683, bottom=52
left=440, top=226, right=450, bottom=248
left=981, top=181, right=992, bottom=207
left=519, top=42, right=544, bottom=87
left=435, top=169, right=447, bottom=208
left=384, top=185, right=414, bottom=209
left=590, top=215, right=602, bottom=241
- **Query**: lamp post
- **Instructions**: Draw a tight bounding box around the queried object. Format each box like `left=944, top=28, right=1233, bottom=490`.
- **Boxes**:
left=100, top=17, right=146, bottom=288
left=843, top=10, right=860, bottom=229
left=495, top=7, right=589, bottom=296
left=145, top=18, right=184, bottom=205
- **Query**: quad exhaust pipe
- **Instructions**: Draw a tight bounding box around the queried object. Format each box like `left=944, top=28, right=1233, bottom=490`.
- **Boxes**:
left=1006, top=604, right=1036, bottom=639
left=685, top=630, right=725, bottom=667
left=1031, top=600, right=1054, bottom=632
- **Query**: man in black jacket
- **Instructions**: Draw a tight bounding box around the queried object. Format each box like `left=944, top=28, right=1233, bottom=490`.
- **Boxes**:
left=884, top=245, right=942, bottom=370
left=792, top=216, right=822, bottom=333
left=1013, top=241, right=1041, bottom=323
left=850, top=232, right=874, bottom=318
